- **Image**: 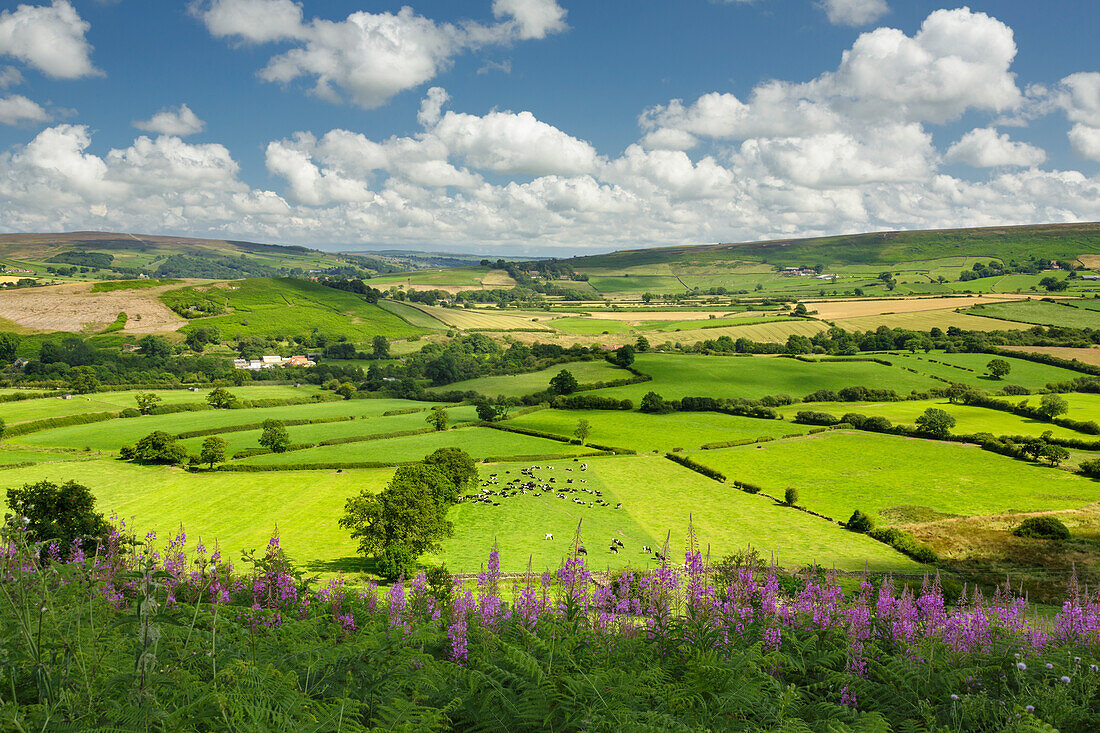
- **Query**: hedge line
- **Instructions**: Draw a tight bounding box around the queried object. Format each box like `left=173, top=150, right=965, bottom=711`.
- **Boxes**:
left=550, top=395, right=633, bottom=410
left=315, top=427, right=434, bottom=446
left=868, top=527, right=938, bottom=565
left=583, top=442, right=636, bottom=455
left=986, top=347, right=1100, bottom=377
left=480, top=422, right=579, bottom=444
left=175, top=415, right=353, bottom=440
left=7, top=411, right=117, bottom=437
left=382, top=407, right=424, bottom=416
left=0, top=391, right=54, bottom=404
left=665, top=453, right=726, bottom=482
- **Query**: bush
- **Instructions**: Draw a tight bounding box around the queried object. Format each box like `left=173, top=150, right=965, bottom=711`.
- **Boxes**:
left=1078, top=456, right=1100, bottom=478
left=846, top=510, right=874, bottom=533
left=118, top=407, right=141, bottom=418
left=784, top=487, right=799, bottom=506
left=868, top=527, right=938, bottom=564
left=794, top=410, right=838, bottom=426
left=1013, top=516, right=1070, bottom=540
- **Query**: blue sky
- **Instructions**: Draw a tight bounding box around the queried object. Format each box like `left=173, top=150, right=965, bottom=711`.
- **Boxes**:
left=0, top=0, right=1097, bottom=254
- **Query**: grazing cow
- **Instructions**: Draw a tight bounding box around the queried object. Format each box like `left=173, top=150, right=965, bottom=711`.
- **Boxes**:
left=615, top=503, right=623, bottom=509
left=545, top=533, right=553, bottom=540
left=609, top=546, right=618, bottom=554
left=642, top=545, right=651, bottom=553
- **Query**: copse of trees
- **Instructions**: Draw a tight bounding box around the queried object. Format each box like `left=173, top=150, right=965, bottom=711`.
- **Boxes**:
left=120, top=431, right=187, bottom=465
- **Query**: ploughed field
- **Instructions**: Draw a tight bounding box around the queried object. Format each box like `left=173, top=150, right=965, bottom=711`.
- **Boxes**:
left=3, top=349, right=1100, bottom=582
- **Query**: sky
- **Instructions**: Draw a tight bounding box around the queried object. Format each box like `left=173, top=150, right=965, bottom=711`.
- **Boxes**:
left=0, top=0, right=1097, bottom=255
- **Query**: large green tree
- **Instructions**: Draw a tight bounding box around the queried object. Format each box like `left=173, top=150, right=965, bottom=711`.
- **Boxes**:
left=126, top=431, right=187, bottom=464
left=339, top=464, right=455, bottom=578
left=549, top=369, right=579, bottom=395
left=259, top=419, right=290, bottom=453
left=200, top=436, right=228, bottom=468
left=7, top=480, right=110, bottom=555
left=1039, top=394, right=1069, bottom=419
left=986, top=358, right=1011, bottom=380
left=422, top=448, right=477, bottom=498
left=915, top=408, right=956, bottom=437
left=206, top=387, right=235, bottom=409
left=67, top=366, right=99, bottom=394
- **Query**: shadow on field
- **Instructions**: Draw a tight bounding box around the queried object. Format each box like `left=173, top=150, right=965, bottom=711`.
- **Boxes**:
left=304, top=556, right=377, bottom=574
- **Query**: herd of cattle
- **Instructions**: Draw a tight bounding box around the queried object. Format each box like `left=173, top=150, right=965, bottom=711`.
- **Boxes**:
left=458, top=460, right=668, bottom=559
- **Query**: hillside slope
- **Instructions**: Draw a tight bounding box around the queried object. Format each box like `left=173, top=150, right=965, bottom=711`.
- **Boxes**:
left=569, top=222, right=1100, bottom=270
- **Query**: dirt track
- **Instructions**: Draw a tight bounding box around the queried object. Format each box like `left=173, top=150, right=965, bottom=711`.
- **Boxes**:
left=0, top=282, right=187, bottom=334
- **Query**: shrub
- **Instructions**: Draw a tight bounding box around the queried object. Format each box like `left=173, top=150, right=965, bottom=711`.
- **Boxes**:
left=784, top=487, right=799, bottom=506
left=118, top=407, right=141, bottom=418
left=794, top=410, right=838, bottom=426
left=1078, top=456, right=1100, bottom=478
left=1013, top=516, right=1070, bottom=540
left=846, top=510, right=874, bottom=533
left=5, top=480, right=110, bottom=556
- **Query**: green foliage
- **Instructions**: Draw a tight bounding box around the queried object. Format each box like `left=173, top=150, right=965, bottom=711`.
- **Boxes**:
left=371, top=334, right=390, bottom=359
left=846, top=509, right=875, bottom=533
left=422, top=447, right=477, bottom=493
left=200, top=435, right=228, bottom=468
left=5, top=479, right=109, bottom=553
left=1039, top=393, right=1069, bottom=419
left=425, top=406, right=448, bottom=431
left=67, top=366, right=99, bottom=394
left=135, top=391, right=162, bottom=415
left=640, top=391, right=672, bottom=414
left=549, top=368, right=579, bottom=395
left=574, top=418, right=590, bottom=443
left=987, top=358, right=1012, bottom=379
left=0, top=331, right=21, bottom=362
left=207, top=387, right=235, bottom=409
left=784, top=487, right=799, bottom=506
left=258, top=419, right=290, bottom=453
left=609, top=344, right=636, bottom=367
left=129, top=430, right=188, bottom=464
left=915, top=407, right=956, bottom=437
left=1013, top=516, right=1071, bottom=540
left=339, top=462, right=455, bottom=576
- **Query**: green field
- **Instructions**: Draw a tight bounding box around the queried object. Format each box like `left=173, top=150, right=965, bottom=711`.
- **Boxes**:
left=235, top=426, right=594, bottom=466
left=549, top=317, right=630, bottom=335
left=427, top=360, right=627, bottom=398
left=12, top=397, right=443, bottom=450
left=689, top=431, right=1100, bottom=523
left=165, top=278, right=426, bottom=341
left=964, top=299, right=1100, bottom=329
left=434, top=455, right=920, bottom=573
left=588, top=353, right=940, bottom=402
left=0, top=385, right=321, bottom=425
left=506, top=408, right=806, bottom=453
left=886, top=351, right=1086, bottom=391
left=776, top=398, right=1086, bottom=440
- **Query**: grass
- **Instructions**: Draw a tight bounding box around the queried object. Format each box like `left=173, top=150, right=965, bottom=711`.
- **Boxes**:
left=652, top=319, right=827, bottom=344
left=550, top=318, right=630, bottom=335
left=235, top=426, right=594, bottom=466
left=12, top=397, right=441, bottom=450
left=886, top=351, right=1087, bottom=391
left=404, top=305, right=553, bottom=331
left=775, top=398, right=1087, bottom=440
left=426, top=360, right=627, bottom=398
left=964, top=299, right=1100, bottom=329
left=506, top=408, right=806, bottom=453
left=375, top=300, right=448, bottom=329
left=433, top=455, right=920, bottom=572
left=0, top=459, right=380, bottom=573
left=588, top=353, right=940, bottom=402
left=0, top=385, right=322, bottom=425
left=177, top=405, right=479, bottom=456
left=165, top=278, right=426, bottom=340
left=828, top=309, right=1029, bottom=332
left=587, top=275, right=686, bottom=294
left=90, top=279, right=182, bottom=293
left=688, top=431, right=1100, bottom=523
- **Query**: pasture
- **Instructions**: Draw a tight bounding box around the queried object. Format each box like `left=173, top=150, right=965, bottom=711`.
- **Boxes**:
left=435, top=456, right=920, bottom=573
left=588, top=353, right=940, bottom=402
left=688, top=431, right=1100, bottom=523
left=775, top=398, right=1086, bottom=440
left=0, top=385, right=320, bottom=425
left=828, top=309, right=1027, bottom=333
left=964, top=299, right=1100, bottom=329
left=11, top=397, right=444, bottom=450
left=887, top=351, right=1086, bottom=390
left=505, top=408, right=806, bottom=453
left=404, top=304, right=554, bottom=331
left=426, top=359, right=626, bottom=398
left=234, top=426, right=595, bottom=466
left=166, top=278, right=425, bottom=341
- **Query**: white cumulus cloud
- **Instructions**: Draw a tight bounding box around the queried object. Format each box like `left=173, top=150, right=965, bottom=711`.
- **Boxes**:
left=133, top=104, right=206, bottom=137
left=945, top=127, right=1046, bottom=168
left=197, top=0, right=567, bottom=108
left=0, top=0, right=100, bottom=79
left=0, top=94, right=48, bottom=125
left=1068, top=124, right=1100, bottom=162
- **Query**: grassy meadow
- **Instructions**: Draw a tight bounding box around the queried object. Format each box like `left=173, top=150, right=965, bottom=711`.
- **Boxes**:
left=689, top=431, right=1100, bottom=523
